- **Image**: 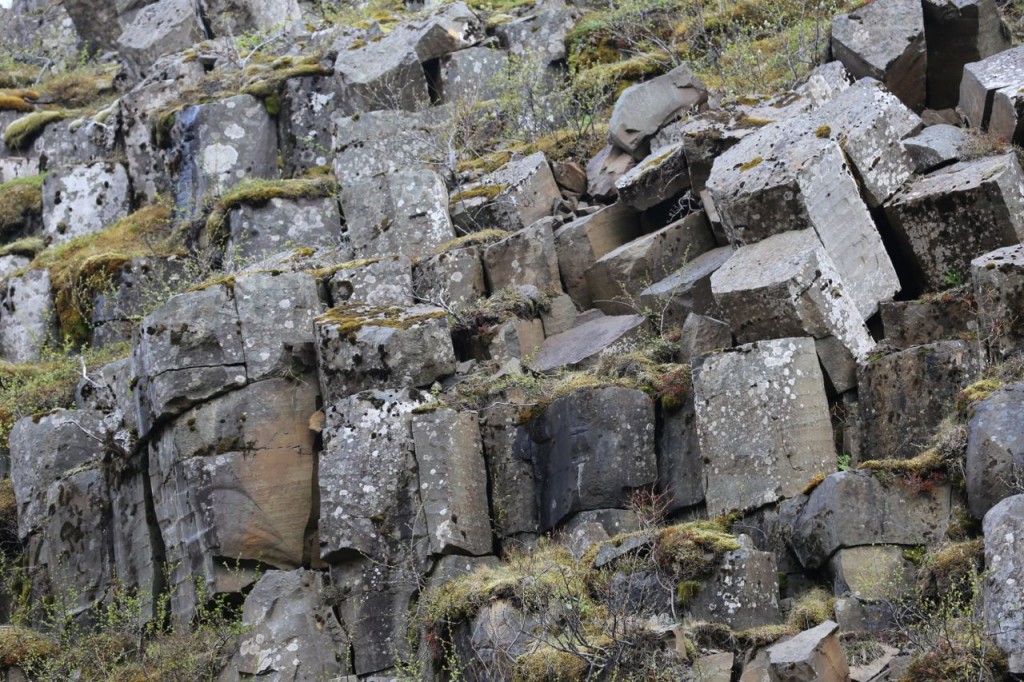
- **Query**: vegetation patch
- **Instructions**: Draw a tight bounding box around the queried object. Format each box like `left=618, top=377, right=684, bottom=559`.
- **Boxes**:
left=786, top=587, right=834, bottom=630
left=0, top=174, right=46, bottom=236
left=954, top=378, right=1002, bottom=418
left=317, top=303, right=446, bottom=341
left=434, top=228, right=511, bottom=256
left=2, top=110, right=73, bottom=150
left=0, top=626, right=59, bottom=667
left=29, top=202, right=181, bottom=345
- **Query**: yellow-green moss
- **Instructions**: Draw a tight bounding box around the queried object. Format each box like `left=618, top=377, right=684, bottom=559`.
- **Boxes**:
left=456, top=151, right=513, bottom=175
left=512, top=646, right=588, bottom=682
left=239, top=61, right=333, bottom=99
left=0, top=626, right=59, bottom=667
left=433, top=228, right=511, bottom=255
left=449, top=183, right=509, bottom=205
left=815, top=125, right=832, bottom=138
left=801, top=472, right=827, bottom=495
left=30, top=202, right=179, bottom=345
left=0, top=173, right=46, bottom=233
left=917, top=539, right=985, bottom=602
left=859, top=448, right=947, bottom=478
left=739, top=156, right=763, bottom=171
left=316, top=304, right=447, bottom=340
left=736, top=623, right=793, bottom=648
left=204, top=176, right=337, bottom=245
left=0, top=236, right=46, bottom=259
left=955, top=378, right=1002, bottom=418
left=0, top=92, right=34, bottom=112
left=786, top=587, right=834, bottom=630
left=654, top=519, right=740, bottom=584
left=2, top=110, right=72, bottom=150
left=0, top=477, right=16, bottom=532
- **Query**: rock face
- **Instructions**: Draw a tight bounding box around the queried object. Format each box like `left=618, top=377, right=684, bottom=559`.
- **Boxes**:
left=688, top=536, right=782, bottom=629
left=972, top=243, right=1024, bottom=359
left=966, top=385, right=1024, bottom=518
left=983, top=494, right=1024, bottom=674
left=693, top=338, right=836, bottom=516
left=831, top=0, right=926, bottom=110
left=42, top=163, right=130, bottom=244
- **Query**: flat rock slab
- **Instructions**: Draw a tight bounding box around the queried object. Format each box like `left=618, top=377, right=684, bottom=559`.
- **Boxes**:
left=884, top=153, right=1024, bottom=292
left=554, top=202, right=641, bottom=309
left=858, top=340, right=982, bottom=460
left=42, top=162, right=130, bottom=244
left=831, top=0, right=926, bottom=110
left=608, top=64, right=708, bottom=158
left=783, top=470, right=951, bottom=569
left=972, top=243, right=1024, bottom=359
left=329, top=256, right=414, bottom=308
left=341, top=169, right=455, bottom=260
left=904, top=124, right=970, bottom=173
left=966, top=384, right=1024, bottom=518
left=960, top=44, right=1024, bottom=139
left=640, top=246, right=733, bottom=331
left=983, top=494, right=1024, bottom=674
left=314, top=304, right=456, bottom=402
left=711, top=229, right=875, bottom=362
left=768, top=620, right=850, bottom=682
left=527, top=314, right=646, bottom=373
left=693, top=337, right=837, bottom=516
left=226, top=196, right=347, bottom=271
left=614, top=141, right=690, bottom=210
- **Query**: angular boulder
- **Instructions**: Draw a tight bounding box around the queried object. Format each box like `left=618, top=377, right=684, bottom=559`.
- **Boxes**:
left=41, top=162, right=130, bottom=244
left=614, top=142, right=690, bottom=210
left=688, top=535, right=782, bottom=629
left=639, top=246, right=732, bottom=332
left=693, top=338, right=837, bottom=516
left=0, top=268, right=56, bottom=364
left=329, top=256, right=414, bottom=308
left=413, top=247, right=487, bottom=308
left=333, top=40, right=429, bottom=114
left=225, top=195, right=346, bottom=270
left=116, top=0, right=207, bottom=80
left=972, top=243, right=1024, bottom=359
left=452, top=152, right=560, bottom=234
left=966, top=384, right=1024, bottom=518
left=480, top=403, right=538, bottom=539
left=554, top=203, right=641, bottom=309
left=983, top=494, right=1024, bottom=674
left=483, top=219, right=561, bottom=293
left=904, top=124, right=970, bottom=173
left=767, top=620, right=850, bottom=682
left=608, top=64, right=708, bottom=158
left=527, top=314, right=646, bottom=373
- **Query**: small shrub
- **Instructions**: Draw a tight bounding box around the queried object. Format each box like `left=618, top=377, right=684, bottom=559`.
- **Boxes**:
left=786, top=587, right=834, bottom=630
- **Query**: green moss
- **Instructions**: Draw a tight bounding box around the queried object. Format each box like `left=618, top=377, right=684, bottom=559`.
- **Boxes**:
left=0, top=92, right=35, bottom=112
left=801, top=472, right=827, bottom=495
left=736, top=623, right=793, bottom=648
left=449, top=183, right=509, bottom=205
left=859, top=448, right=947, bottom=478
left=0, top=626, right=59, bottom=667
left=0, top=174, right=46, bottom=234
left=653, top=519, right=740, bottom=585
left=739, top=115, right=774, bottom=127
left=316, top=303, right=447, bottom=340
left=456, top=151, right=512, bottom=175
left=786, top=587, right=834, bottom=630
left=187, top=273, right=237, bottom=293
left=917, top=539, right=985, bottom=603
left=204, top=176, right=337, bottom=245
left=955, top=378, right=1002, bottom=418
left=2, top=110, right=73, bottom=150
left=307, top=257, right=382, bottom=280
left=433, top=228, right=511, bottom=255
left=739, top=156, right=763, bottom=171
left=815, top=124, right=832, bottom=138
left=676, top=580, right=701, bottom=604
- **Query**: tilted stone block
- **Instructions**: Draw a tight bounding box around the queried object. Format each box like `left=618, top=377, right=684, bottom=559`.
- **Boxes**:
left=693, top=338, right=837, bottom=516
left=608, top=64, right=708, bottom=158
left=225, top=196, right=347, bottom=270
left=960, top=45, right=1024, bottom=138
left=767, top=620, right=850, bottom=682
left=614, top=141, right=690, bottom=210
left=329, top=256, right=415, bottom=308
left=554, top=202, right=641, bottom=309
left=972, top=243, right=1024, bottom=359
left=483, top=219, right=561, bottom=293
left=983, top=494, right=1024, bottom=674
left=966, top=384, right=1024, bottom=518
left=688, top=536, right=782, bottom=630
left=452, top=152, right=561, bottom=234
left=923, top=0, right=1011, bottom=109
left=42, top=162, right=130, bottom=245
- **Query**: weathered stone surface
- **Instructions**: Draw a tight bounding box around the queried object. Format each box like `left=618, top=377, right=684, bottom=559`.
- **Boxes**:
left=60, top=0, right=151, bottom=52
left=608, top=64, right=708, bottom=158
left=333, top=41, right=429, bottom=114
left=476, top=316, right=545, bottom=365
left=225, top=196, right=347, bottom=270
left=689, top=536, right=782, bottom=629
left=439, top=46, right=508, bottom=103
left=9, top=410, right=106, bottom=539
left=530, top=386, right=656, bottom=531
left=33, top=113, right=119, bottom=173
left=831, top=0, right=926, bottom=110
left=614, top=142, right=690, bottom=210
left=783, top=470, right=951, bottom=569
left=133, top=284, right=247, bottom=431
left=707, top=112, right=899, bottom=318
left=693, top=338, right=837, bottom=516
left=884, top=153, right=1024, bottom=292
left=767, top=620, right=850, bottom=682
left=480, top=403, right=538, bottom=539
left=41, top=162, right=130, bottom=245
left=413, top=247, right=487, bottom=308
left=219, top=569, right=351, bottom=682
left=170, top=95, right=279, bottom=224
left=201, top=0, right=301, bottom=37
left=483, top=219, right=561, bottom=292
left=658, top=391, right=704, bottom=511
left=329, top=256, right=414, bottom=308
left=904, top=124, right=970, bottom=173
left=923, top=0, right=1011, bottom=110
left=858, top=341, right=981, bottom=460
left=586, top=212, right=715, bottom=315
left=412, top=409, right=491, bottom=556
left=879, top=292, right=976, bottom=347
left=453, top=153, right=561, bottom=233
left=315, top=304, right=455, bottom=401
left=554, top=203, right=641, bottom=308
left=151, top=378, right=318, bottom=621
left=493, top=8, right=581, bottom=65
left=235, top=272, right=322, bottom=382
left=960, top=45, right=1024, bottom=137
left=640, top=246, right=732, bottom=332
left=694, top=652, right=734, bottom=682
left=319, top=389, right=427, bottom=562
left=711, top=230, right=875, bottom=363
left=679, top=314, right=732, bottom=360
left=341, top=169, right=455, bottom=260
left=972, top=244, right=1024, bottom=359
left=540, top=293, right=578, bottom=337
left=983, top=494, right=1024, bottom=674
left=391, top=1, right=483, bottom=62
left=90, top=257, right=187, bottom=348
left=0, top=269, right=56, bottom=364
left=966, top=384, right=1024, bottom=518
left=586, top=144, right=637, bottom=201
left=116, top=0, right=207, bottom=80
left=279, top=73, right=343, bottom=176
left=562, top=509, right=640, bottom=558
left=331, top=106, right=453, bottom=186
left=830, top=545, right=915, bottom=601
left=527, top=314, right=646, bottom=373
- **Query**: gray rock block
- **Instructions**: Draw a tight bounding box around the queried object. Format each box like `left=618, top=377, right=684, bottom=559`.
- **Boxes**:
left=831, top=0, right=926, bottom=110
left=341, top=169, right=455, bottom=260
left=170, top=95, right=279, bottom=224
left=614, top=142, right=690, bottom=210
left=689, top=536, right=782, bottom=630
left=983, top=494, right=1024, bottom=674
left=923, top=0, right=1011, bottom=110
left=220, top=569, right=350, bottom=681
left=480, top=403, right=538, bottom=539
left=329, top=256, right=414, bottom=308
left=639, top=246, right=732, bottom=332
left=0, top=268, right=56, bottom=364
left=585, top=212, right=715, bottom=316
left=483, top=219, right=561, bottom=293
left=554, top=202, right=641, bottom=309
left=904, top=124, right=971, bottom=173
left=412, top=409, right=492, bottom=556
left=116, top=0, right=206, bottom=80
left=711, top=229, right=875, bottom=364
left=879, top=293, right=977, bottom=347
left=693, top=338, right=837, bottom=516
left=972, top=243, right=1024, bottom=360
left=225, top=196, right=347, bottom=270
left=960, top=45, right=1024, bottom=135
left=41, top=162, right=130, bottom=245
left=279, top=73, right=343, bottom=176
left=391, top=1, right=483, bottom=62
left=884, top=153, right=1024, bottom=291
left=200, top=0, right=301, bottom=37
left=783, top=470, right=951, bottom=570
left=453, top=152, right=560, bottom=234
left=493, top=8, right=581, bottom=65
left=314, top=304, right=455, bottom=401
left=858, top=341, right=982, bottom=460
left=527, top=314, right=646, bottom=373
left=966, top=384, right=1024, bottom=518
left=439, top=47, right=509, bottom=104
left=333, top=40, right=429, bottom=114
left=830, top=545, right=915, bottom=601
left=767, top=620, right=850, bottom=682
left=90, top=257, right=188, bottom=348
left=413, top=247, right=487, bottom=308
left=530, top=386, right=656, bottom=531
left=658, top=393, right=705, bottom=512
left=608, top=64, right=708, bottom=158
left=586, top=144, right=636, bottom=201
left=679, top=314, right=732, bottom=361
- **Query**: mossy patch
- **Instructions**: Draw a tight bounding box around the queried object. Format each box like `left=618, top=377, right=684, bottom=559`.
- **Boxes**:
left=652, top=519, right=740, bottom=584
left=786, top=587, right=834, bottom=630
left=29, top=202, right=180, bottom=345
left=512, top=645, right=589, bottom=681
left=316, top=303, right=447, bottom=341
left=433, top=228, right=511, bottom=256
left=0, top=626, right=59, bottom=667
left=0, top=236, right=46, bottom=259
left=916, top=539, right=985, bottom=603
left=0, top=92, right=35, bottom=112
left=955, top=378, right=1002, bottom=418
left=204, top=176, right=337, bottom=247
left=449, top=183, right=509, bottom=206
left=2, top=110, right=73, bottom=150
left=739, top=156, right=763, bottom=171
left=815, top=124, right=832, bottom=138
left=0, top=173, right=46, bottom=235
